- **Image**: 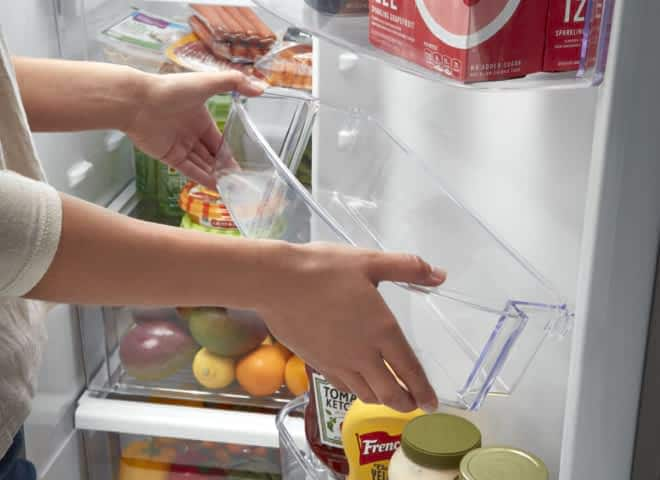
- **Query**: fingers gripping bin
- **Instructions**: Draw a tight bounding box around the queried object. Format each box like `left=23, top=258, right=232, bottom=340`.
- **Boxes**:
left=215, top=90, right=573, bottom=411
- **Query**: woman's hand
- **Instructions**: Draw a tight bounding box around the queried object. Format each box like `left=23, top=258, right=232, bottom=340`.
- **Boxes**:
left=126, top=71, right=264, bottom=189
left=256, top=242, right=446, bottom=413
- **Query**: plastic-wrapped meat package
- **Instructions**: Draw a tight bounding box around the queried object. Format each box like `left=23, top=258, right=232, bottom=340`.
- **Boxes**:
left=165, top=33, right=261, bottom=78
left=189, top=5, right=275, bottom=64
left=255, top=42, right=313, bottom=90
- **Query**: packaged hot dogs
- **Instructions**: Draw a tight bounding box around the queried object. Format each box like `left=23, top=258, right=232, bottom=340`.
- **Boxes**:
left=188, top=5, right=275, bottom=65
left=191, top=5, right=275, bottom=47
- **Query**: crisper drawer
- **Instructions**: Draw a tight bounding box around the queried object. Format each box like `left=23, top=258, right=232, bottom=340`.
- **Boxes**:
left=77, top=184, right=306, bottom=411
left=76, top=392, right=305, bottom=480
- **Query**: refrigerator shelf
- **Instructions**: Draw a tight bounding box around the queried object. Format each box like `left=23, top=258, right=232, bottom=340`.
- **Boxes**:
left=251, top=0, right=613, bottom=90
left=215, top=89, right=574, bottom=410
left=77, top=390, right=305, bottom=447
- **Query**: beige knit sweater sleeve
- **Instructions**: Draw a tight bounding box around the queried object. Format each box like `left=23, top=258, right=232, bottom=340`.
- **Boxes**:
left=0, top=171, right=62, bottom=297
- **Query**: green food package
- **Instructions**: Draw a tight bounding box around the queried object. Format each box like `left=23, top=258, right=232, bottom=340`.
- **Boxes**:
left=157, top=162, right=187, bottom=218
left=134, top=148, right=158, bottom=199
left=295, top=138, right=312, bottom=190
left=207, top=94, right=232, bottom=132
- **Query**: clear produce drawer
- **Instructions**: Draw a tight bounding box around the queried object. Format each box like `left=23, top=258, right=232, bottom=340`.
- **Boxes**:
left=82, top=431, right=282, bottom=480
left=76, top=187, right=304, bottom=410
left=79, top=303, right=297, bottom=410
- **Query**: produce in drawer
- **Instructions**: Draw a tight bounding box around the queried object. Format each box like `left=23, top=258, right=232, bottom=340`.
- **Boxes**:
left=178, top=307, right=269, bottom=357
left=119, top=438, right=176, bottom=480
left=272, top=342, right=293, bottom=361
left=169, top=447, right=225, bottom=480
left=132, top=307, right=185, bottom=327
left=235, top=345, right=287, bottom=396
left=284, top=355, right=309, bottom=396
left=192, top=348, right=236, bottom=389
left=119, top=319, right=197, bottom=381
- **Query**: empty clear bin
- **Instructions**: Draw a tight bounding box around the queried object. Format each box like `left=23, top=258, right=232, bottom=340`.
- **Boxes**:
left=214, top=89, right=573, bottom=411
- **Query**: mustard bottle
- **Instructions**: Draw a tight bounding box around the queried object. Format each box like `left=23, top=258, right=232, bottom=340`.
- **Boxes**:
left=341, top=399, right=424, bottom=480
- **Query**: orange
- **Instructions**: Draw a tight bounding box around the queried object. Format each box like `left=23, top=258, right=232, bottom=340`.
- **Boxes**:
left=273, top=341, right=293, bottom=361
left=235, top=345, right=286, bottom=397
left=284, top=355, right=309, bottom=396
left=262, top=335, right=273, bottom=345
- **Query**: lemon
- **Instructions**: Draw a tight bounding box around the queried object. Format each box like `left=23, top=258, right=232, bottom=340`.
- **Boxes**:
left=192, top=348, right=235, bottom=389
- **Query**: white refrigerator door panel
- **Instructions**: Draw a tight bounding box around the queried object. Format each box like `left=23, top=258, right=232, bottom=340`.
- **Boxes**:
left=313, top=40, right=597, bottom=477
left=24, top=305, right=86, bottom=479
left=560, top=0, right=660, bottom=478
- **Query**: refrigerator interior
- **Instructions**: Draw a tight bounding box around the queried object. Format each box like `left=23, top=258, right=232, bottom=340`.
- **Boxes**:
left=313, top=41, right=597, bottom=477
left=10, top=0, right=649, bottom=479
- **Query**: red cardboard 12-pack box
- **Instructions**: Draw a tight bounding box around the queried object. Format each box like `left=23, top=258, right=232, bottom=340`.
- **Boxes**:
left=543, top=0, right=602, bottom=72
left=369, top=0, right=549, bottom=82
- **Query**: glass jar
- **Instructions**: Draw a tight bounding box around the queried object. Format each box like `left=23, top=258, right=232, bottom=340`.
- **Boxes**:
left=304, top=367, right=357, bottom=476
left=459, top=447, right=548, bottom=480
left=388, top=414, right=481, bottom=480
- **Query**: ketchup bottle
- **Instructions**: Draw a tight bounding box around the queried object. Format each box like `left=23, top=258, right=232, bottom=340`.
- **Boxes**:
left=305, top=366, right=357, bottom=476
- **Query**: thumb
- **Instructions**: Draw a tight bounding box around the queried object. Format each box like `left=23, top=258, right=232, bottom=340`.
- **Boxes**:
left=366, top=252, right=447, bottom=286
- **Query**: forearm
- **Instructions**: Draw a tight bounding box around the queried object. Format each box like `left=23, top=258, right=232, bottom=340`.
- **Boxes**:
left=13, top=57, right=147, bottom=132
left=27, top=193, right=298, bottom=309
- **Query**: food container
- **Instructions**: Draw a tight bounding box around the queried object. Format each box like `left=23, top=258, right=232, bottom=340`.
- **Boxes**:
left=256, top=42, right=313, bottom=91
left=179, top=182, right=241, bottom=235
left=459, top=447, right=549, bottom=480
left=388, top=414, right=481, bottom=480
left=213, top=89, right=573, bottom=411
left=98, top=9, right=189, bottom=72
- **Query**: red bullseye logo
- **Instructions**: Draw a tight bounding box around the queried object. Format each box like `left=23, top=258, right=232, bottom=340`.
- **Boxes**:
left=415, top=0, right=521, bottom=49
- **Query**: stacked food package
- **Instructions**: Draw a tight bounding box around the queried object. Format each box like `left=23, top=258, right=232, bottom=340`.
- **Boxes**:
left=162, top=5, right=313, bottom=91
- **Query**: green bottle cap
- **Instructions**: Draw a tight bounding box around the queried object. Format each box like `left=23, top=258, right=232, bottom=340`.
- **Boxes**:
left=459, top=447, right=549, bottom=480
left=401, top=414, right=482, bottom=470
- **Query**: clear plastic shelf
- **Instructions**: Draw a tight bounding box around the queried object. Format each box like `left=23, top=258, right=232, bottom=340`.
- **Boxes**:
left=251, top=0, right=614, bottom=90
left=277, top=396, right=335, bottom=480
left=214, top=89, right=574, bottom=410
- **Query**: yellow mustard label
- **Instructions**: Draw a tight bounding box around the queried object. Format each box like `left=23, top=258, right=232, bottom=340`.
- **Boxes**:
left=342, top=400, right=424, bottom=480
